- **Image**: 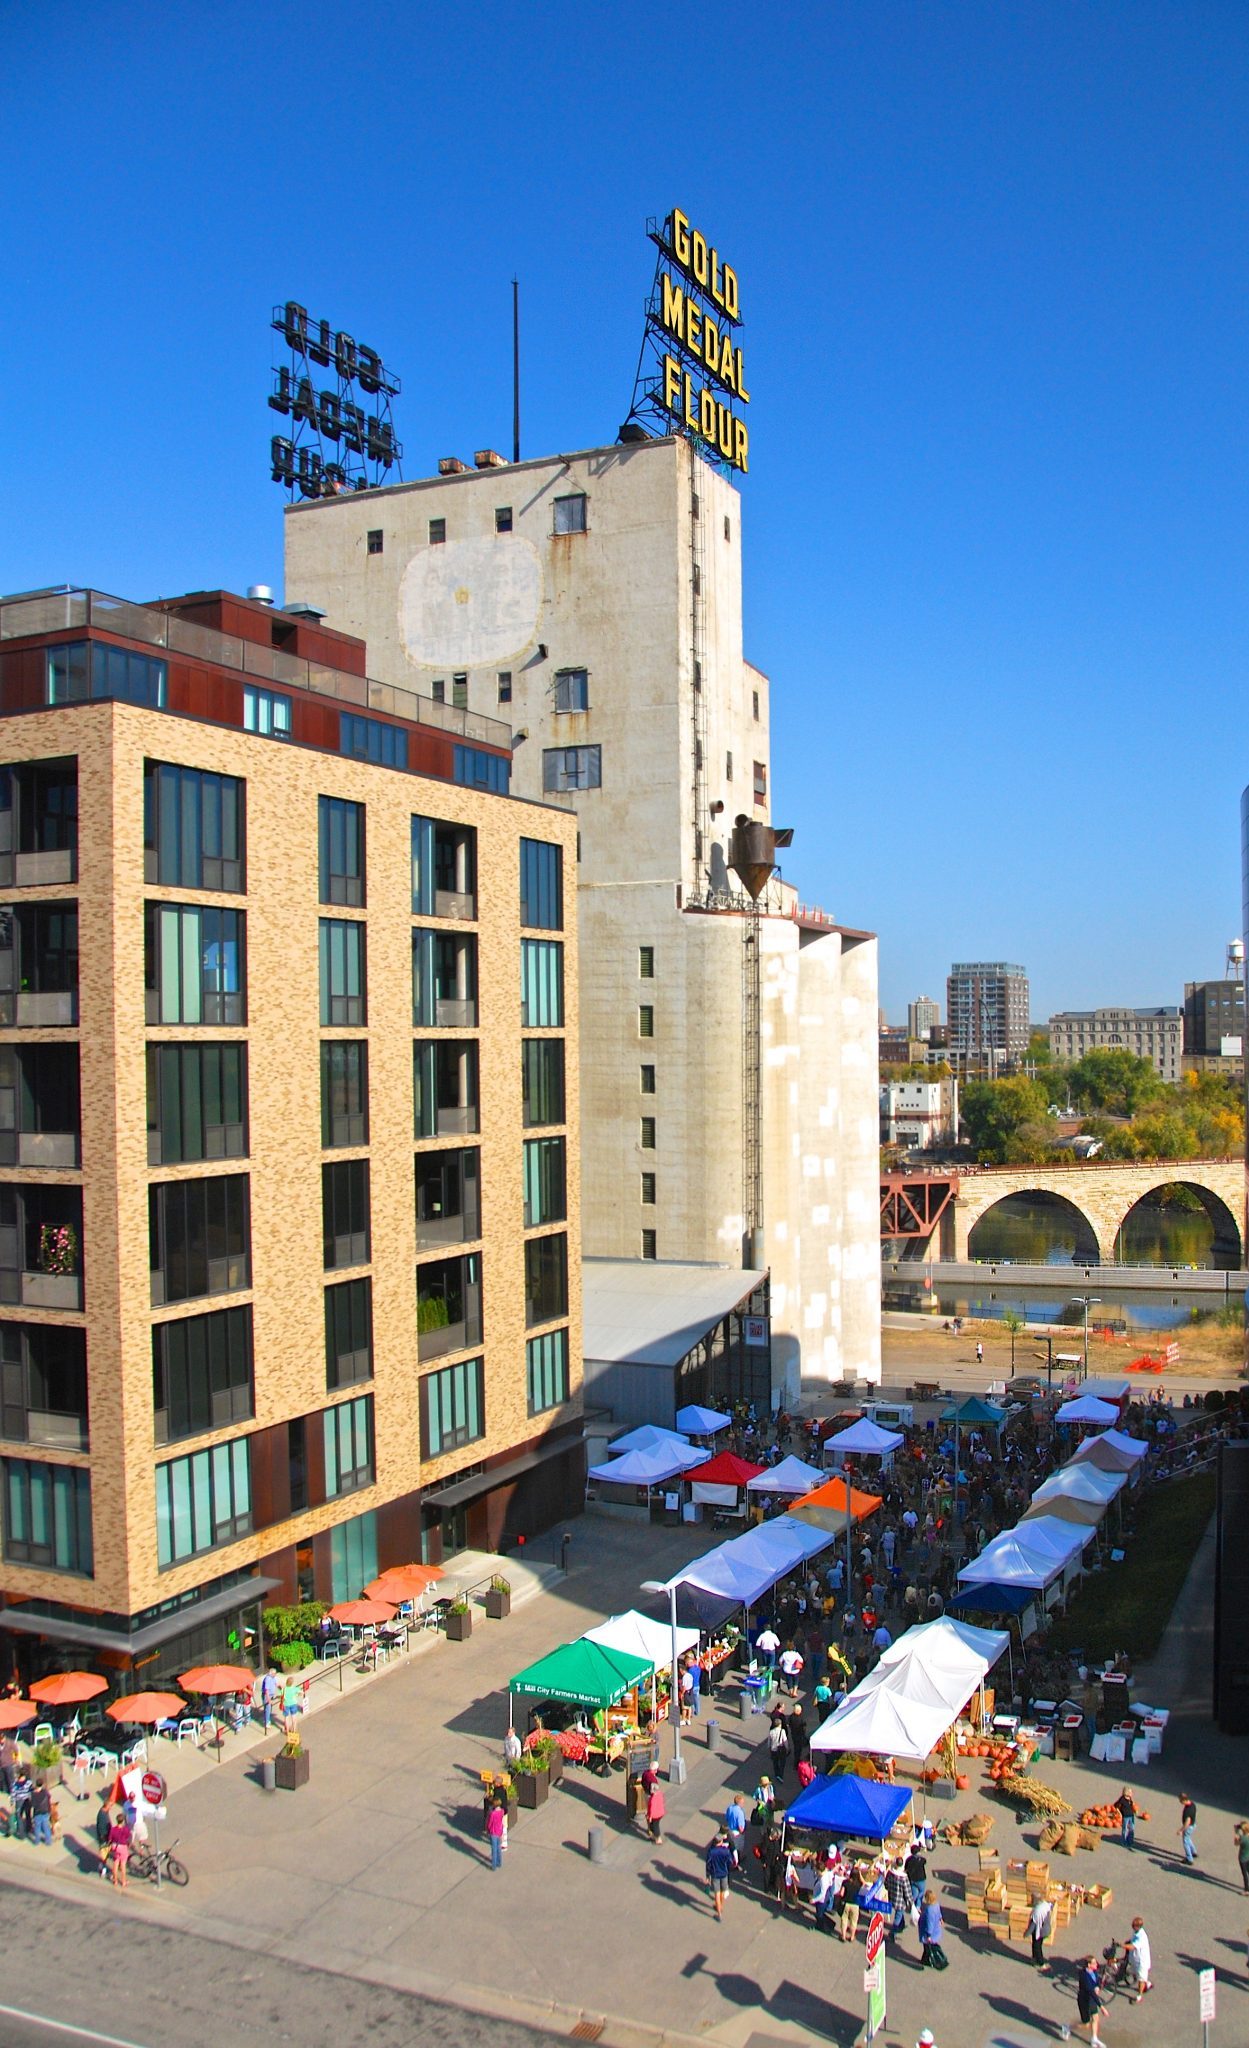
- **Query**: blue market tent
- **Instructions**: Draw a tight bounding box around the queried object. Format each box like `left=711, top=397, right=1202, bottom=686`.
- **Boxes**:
left=947, top=1583, right=1036, bottom=1616
left=784, top=1774, right=913, bottom=1840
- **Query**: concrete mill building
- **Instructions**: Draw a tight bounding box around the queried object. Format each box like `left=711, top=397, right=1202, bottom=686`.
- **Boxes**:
left=285, top=433, right=882, bottom=1401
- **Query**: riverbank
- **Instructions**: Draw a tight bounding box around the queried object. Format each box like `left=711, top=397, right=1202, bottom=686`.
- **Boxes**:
left=881, top=1313, right=1246, bottom=1382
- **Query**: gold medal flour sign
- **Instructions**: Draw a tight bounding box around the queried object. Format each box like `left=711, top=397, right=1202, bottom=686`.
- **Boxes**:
left=647, top=209, right=750, bottom=472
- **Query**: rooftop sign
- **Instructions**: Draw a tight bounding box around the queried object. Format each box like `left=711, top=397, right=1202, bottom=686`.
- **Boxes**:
left=628, top=210, right=750, bottom=474
left=268, top=301, right=403, bottom=500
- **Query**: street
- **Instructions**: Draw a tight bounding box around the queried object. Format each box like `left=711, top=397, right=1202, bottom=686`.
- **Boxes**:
left=0, top=1883, right=558, bottom=2048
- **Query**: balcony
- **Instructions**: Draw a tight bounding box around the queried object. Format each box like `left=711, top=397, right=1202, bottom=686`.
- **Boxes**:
left=13, top=851, right=76, bottom=888
left=416, top=1150, right=481, bottom=1251
left=0, top=1046, right=80, bottom=1168
left=414, top=1042, right=479, bottom=1140
left=0, top=1188, right=83, bottom=1312
left=21, top=1406, right=88, bottom=1451
left=9, top=1131, right=78, bottom=1169
left=0, top=760, right=78, bottom=892
left=417, top=1254, right=482, bottom=1362
left=434, top=888, right=475, bottom=922
left=413, top=931, right=477, bottom=1031
left=0, top=903, right=78, bottom=1029
left=150, top=1253, right=248, bottom=1308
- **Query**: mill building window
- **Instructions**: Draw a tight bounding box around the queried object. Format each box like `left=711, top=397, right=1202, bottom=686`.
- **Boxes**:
left=553, top=669, right=589, bottom=714
left=542, top=746, right=601, bottom=793
left=553, top=493, right=587, bottom=535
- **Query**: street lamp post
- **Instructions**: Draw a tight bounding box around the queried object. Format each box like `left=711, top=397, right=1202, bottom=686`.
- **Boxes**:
left=1034, top=1335, right=1054, bottom=1392
left=641, top=1578, right=686, bottom=1784
left=1073, top=1297, right=1101, bottom=1380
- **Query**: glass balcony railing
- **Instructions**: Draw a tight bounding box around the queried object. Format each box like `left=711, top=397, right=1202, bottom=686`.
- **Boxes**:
left=0, top=590, right=512, bottom=751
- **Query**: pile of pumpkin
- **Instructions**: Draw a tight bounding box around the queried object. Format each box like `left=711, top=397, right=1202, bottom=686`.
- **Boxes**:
left=1079, top=1802, right=1151, bottom=1829
left=959, top=1737, right=1036, bottom=1784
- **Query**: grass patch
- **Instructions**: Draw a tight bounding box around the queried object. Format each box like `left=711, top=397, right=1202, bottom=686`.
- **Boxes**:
left=1047, top=1471, right=1216, bottom=1663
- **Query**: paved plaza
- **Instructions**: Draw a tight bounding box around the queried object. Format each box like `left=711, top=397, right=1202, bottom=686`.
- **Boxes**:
left=1, top=1508, right=1246, bottom=2048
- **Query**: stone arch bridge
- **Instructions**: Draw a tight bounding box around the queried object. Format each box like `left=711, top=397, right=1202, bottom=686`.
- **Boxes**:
left=881, top=1158, right=1245, bottom=1266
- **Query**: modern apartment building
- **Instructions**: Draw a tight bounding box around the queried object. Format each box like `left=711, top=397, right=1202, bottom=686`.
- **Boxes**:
left=946, top=962, right=1030, bottom=1065
left=907, top=996, right=939, bottom=1042
left=1048, top=1005, right=1182, bottom=1080
left=0, top=584, right=580, bottom=1684
left=285, top=434, right=882, bottom=1395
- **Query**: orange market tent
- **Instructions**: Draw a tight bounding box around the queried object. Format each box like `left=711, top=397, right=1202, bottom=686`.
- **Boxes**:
left=787, top=1475, right=883, bottom=1531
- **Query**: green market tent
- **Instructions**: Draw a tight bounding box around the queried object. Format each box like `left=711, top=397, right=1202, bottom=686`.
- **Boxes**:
left=509, top=1639, right=653, bottom=1707
left=940, top=1396, right=1006, bottom=1426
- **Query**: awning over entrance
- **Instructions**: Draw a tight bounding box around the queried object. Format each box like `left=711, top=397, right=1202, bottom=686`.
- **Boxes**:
left=0, top=1575, right=281, bottom=1658
left=422, top=1430, right=580, bottom=1511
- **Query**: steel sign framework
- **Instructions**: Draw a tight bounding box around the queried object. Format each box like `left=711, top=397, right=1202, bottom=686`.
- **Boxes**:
left=269, top=300, right=403, bottom=500
left=625, top=209, right=750, bottom=474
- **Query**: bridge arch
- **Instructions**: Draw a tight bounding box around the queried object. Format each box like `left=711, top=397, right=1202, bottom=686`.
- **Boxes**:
left=966, top=1190, right=1102, bottom=1266
left=1110, top=1176, right=1243, bottom=1269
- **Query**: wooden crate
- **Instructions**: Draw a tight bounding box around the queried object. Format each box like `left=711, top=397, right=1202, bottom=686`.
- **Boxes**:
left=1086, top=1885, right=1114, bottom=1909
left=978, top=1848, right=1000, bottom=1870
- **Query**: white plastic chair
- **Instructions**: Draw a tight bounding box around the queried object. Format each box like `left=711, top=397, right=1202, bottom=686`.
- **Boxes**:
left=121, top=1738, right=147, bottom=1766
left=176, top=1719, right=200, bottom=1747
left=32, top=1722, right=54, bottom=1746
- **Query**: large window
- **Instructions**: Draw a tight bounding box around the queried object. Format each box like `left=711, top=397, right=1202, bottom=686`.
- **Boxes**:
left=144, top=762, right=244, bottom=891
left=150, top=1174, right=250, bottom=1305
left=2, top=1458, right=92, bottom=1575
left=412, top=815, right=477, bottom=920
left=521, top=939, right=563, bottom=1028
left=320, top=1041, right=368, bottom=1148
left=0, top=757, right=78, bottom=886
left=155, top=1438, right=252, bottom=1567
left=47, top=642, right=165, bottom=710
left=553, top=669, right=589, bottom=714
left=525, top=1233, right=567, bottom=1328
left=414, top=1040, right=479, bottom=1137
left=152, top=1305, right=254, bottom=1445
left=242, top=686, right=291, bottom=738
left=319, top=918, right=366, bottom=1026
left=417, top=1253, right=482, bottom=1360
left=416, top=1148, right=481, bottom=1248
left=522, top=1039, right=564, bottom=1127
left=0, top=1043, right=80, bottom=1167
left=520, top=839, right=563, bottom=930
left=318, top=797, right=365, bottom=906
left=322, top=1159, right=370, bottom=1269
left=420, top=1357, right=485, bottom=1459
left=324, top=1394, right=373, bottom=1497
left=0, top=902, right=79, bottom=1026
left=542, top=746, right=601, bottom=793
left=0, top=1181, right=82, bottom=1309
left=146, top=1043, right=247, bottom=1165
left=452, top=746, right=510, bottom=795
left=145, top=904, right=245, bottom=1025
left=340, top=714, right=407, bottom=769
left=523, top=1136, right=566, bottom=1228
left=329, top=1507, right=378, bottom=1604
left=325, top=1278, right=373, bottom=1390
left=553, top=493, right=587, bottom=534
left=527, top=1328, right=569, bottom=1418
left=0, top=1323, right=88, bottom=1451
left=413, top=929, right=477, bottom=1028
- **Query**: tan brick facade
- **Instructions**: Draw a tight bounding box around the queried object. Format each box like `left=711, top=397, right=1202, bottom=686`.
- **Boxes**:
left=0, top=698, right=580, bottom=1620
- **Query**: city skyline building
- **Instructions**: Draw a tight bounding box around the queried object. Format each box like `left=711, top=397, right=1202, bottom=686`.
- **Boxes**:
left=0, top=583, right=582, bottom=1685
left=1048, top=1004, right=1182, bottom=1080
left=907, top=995, right=939, bottom=1041
left=285, top=433, right=882, bottom=1395
left=946, top=961, right=1030, bottom=1066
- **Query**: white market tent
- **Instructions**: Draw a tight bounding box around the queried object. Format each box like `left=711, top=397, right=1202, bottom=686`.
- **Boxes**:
left=664, top=1513, right=832, bottom=1608
left=588, top=1441, right=709, bottom=1488
left=608, top=1423, right=692, bottom=1456
left=675, top=1403, right=732, bottom=1435
left=1055, top=1395, right=1119, bottom=1427
left=583, top=1608, right=700, bottom=1669
left=745, top=1454, right=825, bottom=1496
left=1019, top=1491, right=1105, bottom=1530
left=1005, top=1511, right=1093, bottom=1561
left=1033, top=1464, right=1125, bottom=1510
left=1071, top=1428, right=1149, bottom=1476
left=811, top=1616, right=1009, bottom=1758
left=825, top=1417, right=905, bottom=1463
left=958, top=1532, right=1063, bottom=1591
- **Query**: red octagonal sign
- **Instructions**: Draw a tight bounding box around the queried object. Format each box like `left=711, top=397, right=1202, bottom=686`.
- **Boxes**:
left=865, top=1912, right=886, bottom=1967
left=141, top=1769, right=167, bottom=1809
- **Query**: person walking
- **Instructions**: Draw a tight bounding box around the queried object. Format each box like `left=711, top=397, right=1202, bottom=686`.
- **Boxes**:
left=812, top=1855, right=838, bottom=1932
left=486, top=1795, right=508, bottom=1869
left=778, top=1643, right=804, bottom=1697
left=724, top=1795, right=746, bottom=1860
left=706, top=1829, right=734, bottom=1919
left=1116, top=1785, right=1137, bottom=1850
left=1233, top=1819, right=1249, bottom=1891
left=1062, top=1955, right=1107, bottom=2043
left=884, top=1855, right=915, bottom=1942
left=29, top=1775, right=52, bottom=1847
left=646, top=1777, right=666, bottom=1844
left=1125, top=1916, right=1152, bottom=2002
left=918, top=1889, right=946, bottom=1968
left=686, top=1655, right=702, bottom=1718
left=755, top=1624, right=779, bottom=1672
left=1179, top=1792, right=1198, bottom=1864
left=837, top=1863, right=863, bottom=1942
left=767, top=1709, right=790, bottom=1784
left=259, top=1667, right=280, bottom=1731
left=905, top=1839, right=928, bottom=1895
left=106, top=1807, right=132, bottom=1890
left=1028, top=1892, right=1053, bottom=1971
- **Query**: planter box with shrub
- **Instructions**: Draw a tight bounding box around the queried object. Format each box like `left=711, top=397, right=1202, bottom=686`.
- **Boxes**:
left=274, top=1745, right=310, bottom=1790
left=517, top=1766, right=550, bottom=1808
left=484, top=1576, right=511, bottom=1620
left=445, top=1606, right=472, bottom=1641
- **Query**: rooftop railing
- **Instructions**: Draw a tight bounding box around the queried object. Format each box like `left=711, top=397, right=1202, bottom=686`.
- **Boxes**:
left=0, top=588, right=512, bottom=752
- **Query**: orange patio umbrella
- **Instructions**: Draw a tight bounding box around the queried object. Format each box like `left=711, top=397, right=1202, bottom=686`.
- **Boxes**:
left=363, top=1564, right=442, bottom=1600
left=327, top=1598, right=396, bottom=1626
left=177, top=1664, right=255, bottom=1694
left=30, top=1671, right=108, bottom=1709
left=0, top=1699, right=39, bottom=1731
left=107, top=1692, right=186, bottom=1724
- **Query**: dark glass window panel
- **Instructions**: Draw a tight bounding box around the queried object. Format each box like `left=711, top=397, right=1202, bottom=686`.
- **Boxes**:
left=419, top=1357, right=485, bottom=1458
left=522, top=1137, right=566, bottom=1228
left=318, top=797, right=366, bottom=906
left=415, top=1148, right=480, bottom=1248
left=414, top=1040, right=479, bottom=1138
left=524, top=1233, right=568, bottom=1328
left=152, top=1305, right=254, bottom=1445
left=526, top=1328, right=568, bottom=1418
left=318, top=918, right=366, bottom=1027
left=323, top=1393, right=374, bottom=1496
left=320, top=1041, right=368, bottom=1148
left=149, top=1174, right=251, bottom=1305
left=520, top=839, right=563, bottom=930
left=144, top=761, right=244, bottom=891
left=0, top=1321, right=88, bottom=1449
left=521, top=1039, right=564, bottom=1127
left=325, top=1278, right=373, bottom=1390
left=2, top=1456, right=92, bottom=1573
left=144, top=904, right=246, bottom=1025
left=322, top=1159, right=370, bottom=1269
left=155, top=1437, right=252, bottom=1566
left=146, top=1043, right=247, bottom=1165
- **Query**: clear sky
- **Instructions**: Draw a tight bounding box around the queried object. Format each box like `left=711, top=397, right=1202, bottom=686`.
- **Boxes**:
left=4, top=3, right=1246, bottom=1020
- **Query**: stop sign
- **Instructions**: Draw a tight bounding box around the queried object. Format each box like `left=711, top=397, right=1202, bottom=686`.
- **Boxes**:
left=865, top=1912, right=886, bottom=1967
left=141, top=1769, right=167, bottom=1809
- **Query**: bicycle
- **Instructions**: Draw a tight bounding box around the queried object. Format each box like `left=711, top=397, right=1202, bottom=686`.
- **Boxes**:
left=128, top=1837, right=189, bottom=1887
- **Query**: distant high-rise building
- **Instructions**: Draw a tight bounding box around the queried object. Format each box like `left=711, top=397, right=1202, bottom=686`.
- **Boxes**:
left=908, top=995, right=939, bottom=1041
left=947, top=962, right=1029, bottom=1063
left=1184, top=979, right=1245, bottom=1058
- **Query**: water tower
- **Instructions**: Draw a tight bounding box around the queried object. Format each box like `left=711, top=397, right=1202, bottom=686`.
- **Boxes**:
left=1226, top=938, right=1245, bottom=982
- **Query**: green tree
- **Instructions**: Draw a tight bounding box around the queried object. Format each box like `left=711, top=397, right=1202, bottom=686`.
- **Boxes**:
left=1066, top=1048, right=1164, bottom=1118
left=960, top=1076, right=1050, bottom=1163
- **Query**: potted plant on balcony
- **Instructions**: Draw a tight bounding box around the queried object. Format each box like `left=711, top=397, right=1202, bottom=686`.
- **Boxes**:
left=444, top=1597, right=472, bottom=1642
left=513, top=1748, right=550, bottom=1808
left=274, top=1731, right=310, bottom=1790
left=25, top=1223, right=79, bottom=1310
left=484, top=1574, right=511, bottom=1621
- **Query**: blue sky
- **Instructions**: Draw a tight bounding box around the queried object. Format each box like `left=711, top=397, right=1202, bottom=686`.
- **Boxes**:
left=3, top=3, right=1246, bottom=1020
